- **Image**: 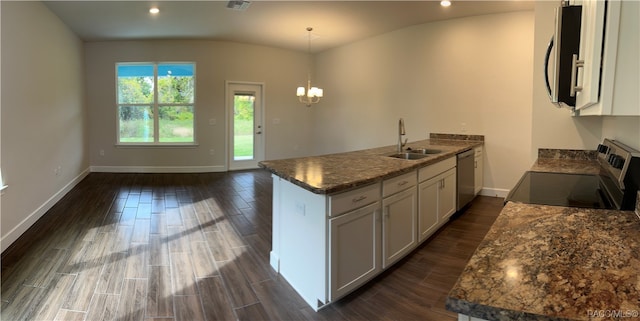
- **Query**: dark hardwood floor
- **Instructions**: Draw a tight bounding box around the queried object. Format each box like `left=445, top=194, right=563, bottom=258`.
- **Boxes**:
left=1, top=170, right=503, bottom=321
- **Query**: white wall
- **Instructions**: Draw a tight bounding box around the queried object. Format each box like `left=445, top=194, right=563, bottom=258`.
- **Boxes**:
left=313, top=11, right=535, bottom=194
left=1, top=1, right=88, bottom=251
left=85, top=40, right=315, bottom=171
left=602, top=117, right=640, bottom=150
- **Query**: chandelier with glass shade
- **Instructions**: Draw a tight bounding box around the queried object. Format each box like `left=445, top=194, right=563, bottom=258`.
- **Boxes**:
left=296, top=27, right=323, bottom=107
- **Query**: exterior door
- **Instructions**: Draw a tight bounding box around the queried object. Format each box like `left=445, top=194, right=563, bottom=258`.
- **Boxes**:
left=226, top=82, right=264, bottom=170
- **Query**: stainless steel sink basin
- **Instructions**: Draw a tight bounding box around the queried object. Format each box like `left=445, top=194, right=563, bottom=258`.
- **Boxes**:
left=407, top=148, right=442, bottom=155
left=387, top=152, right=430, bottom=160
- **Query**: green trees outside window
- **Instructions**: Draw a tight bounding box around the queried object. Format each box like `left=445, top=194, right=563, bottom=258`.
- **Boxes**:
left=233, top=94, right=255, bottom=159
left=117, top=63, right=195, bottom=144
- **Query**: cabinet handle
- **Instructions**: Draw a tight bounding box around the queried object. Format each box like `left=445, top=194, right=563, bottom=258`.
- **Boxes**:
left=397, top=180, right=408, bottom=187
left=570, top=53, right=584, bottom=97
left=352, top=195, right=367, bottom=203
left=474, top=160, right=477, bottom=169
left=441, top=179, right=445, bottom=189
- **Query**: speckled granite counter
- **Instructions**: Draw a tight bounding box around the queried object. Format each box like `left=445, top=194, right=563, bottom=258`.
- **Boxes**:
left=259, top=138, right=482, bottom=194
left=446, top=202, right=640, bottom=321
left=530, top=148, right=601, bottom=175
left=446, top=149, right=640, bottom=321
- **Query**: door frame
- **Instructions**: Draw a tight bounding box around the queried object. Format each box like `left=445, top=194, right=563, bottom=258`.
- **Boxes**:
left=225, top=81, right=265, bottom=171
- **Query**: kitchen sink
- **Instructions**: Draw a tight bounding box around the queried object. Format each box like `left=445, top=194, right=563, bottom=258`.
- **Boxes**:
left=387, top=152, right=430, bottom=160
left=407, top=148, right=442, bottom=155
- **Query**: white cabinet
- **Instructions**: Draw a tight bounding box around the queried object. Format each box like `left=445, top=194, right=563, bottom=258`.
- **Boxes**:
left=269, top=153, right=468, bottom=311
left=574, top=0, right=640, bottom=116
left=382, top=172, right=417, bottom=268
left=418, top=157, right=457, bottom=242
left=329, top=182, right=381, bottom=217
left=418, top=176, right=439, bottom=242
left=438, top=169, right=457, bottom=221
left=474, top=146, right=483, bottom=195
left=328, top=183, right=383, bottom=302
left=458, top=314, right=490, bottom=321
left=270, top=177, right=382, bottom=311
left=329, top=201, right=381, bottom=300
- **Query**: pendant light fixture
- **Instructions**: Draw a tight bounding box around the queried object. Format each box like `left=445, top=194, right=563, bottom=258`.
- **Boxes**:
left=296, top=27, right=323, bottom=107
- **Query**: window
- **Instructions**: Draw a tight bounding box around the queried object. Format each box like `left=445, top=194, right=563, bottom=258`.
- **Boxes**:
left=116, top=63, right=195, bottom=144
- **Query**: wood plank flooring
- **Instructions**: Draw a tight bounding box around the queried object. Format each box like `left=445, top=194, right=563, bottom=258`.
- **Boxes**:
left=1, top=170, right=503, bottom=321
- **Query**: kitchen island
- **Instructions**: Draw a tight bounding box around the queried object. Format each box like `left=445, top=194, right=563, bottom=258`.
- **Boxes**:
left=260, top=137, right=482, bottom=194
left=446, top=152, right=640, bottom=321
left=259, top=136, right=483, bottom=311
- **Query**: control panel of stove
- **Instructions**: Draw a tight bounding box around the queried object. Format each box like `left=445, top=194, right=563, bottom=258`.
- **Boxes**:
left=597, top=139, right=640, bottom=190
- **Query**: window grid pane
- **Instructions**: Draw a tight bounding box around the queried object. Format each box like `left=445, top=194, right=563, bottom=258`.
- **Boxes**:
left=158, top=63, right=194, bottom=104
left=116, top=62, right=195, bottom=144
left=117, top=64, right=154, bottom=104
left=119, top=105, right=154, bottom=142
left=158, top=105, right=194, bottom=143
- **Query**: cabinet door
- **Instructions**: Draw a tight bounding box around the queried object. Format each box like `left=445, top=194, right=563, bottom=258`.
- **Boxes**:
left=474, top=147, right=483, bottom=195
left=418, top=177, right=440, bottom=243
left=439, top=168, right=457, bottom=221
left=382, top=188, right=417, bottom=268
left=329, top=201, right=381, bottom=301
left=574, top=0, right=606, bottom=110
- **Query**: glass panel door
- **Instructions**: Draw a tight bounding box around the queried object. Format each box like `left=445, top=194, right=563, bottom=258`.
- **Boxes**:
left=233, top=94, right=256, bottom=161
left=227, top=82, right=263, bottom=170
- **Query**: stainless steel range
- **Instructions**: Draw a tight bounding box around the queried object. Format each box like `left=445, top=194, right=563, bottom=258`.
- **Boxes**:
left=506, top=139, right=640, bottom=211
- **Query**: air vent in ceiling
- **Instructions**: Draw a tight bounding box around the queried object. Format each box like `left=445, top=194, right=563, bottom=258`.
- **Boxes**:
left=227, top=0, right=251, bottom=11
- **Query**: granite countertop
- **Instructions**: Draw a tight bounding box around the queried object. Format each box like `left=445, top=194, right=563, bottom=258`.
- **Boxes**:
left=446, top=202, right=640, bottom=321
left=530, top=149, right=601, bottom=175
left=446, top=149, right=640, bottom=321
left=259, top=138, right=482, bottom=194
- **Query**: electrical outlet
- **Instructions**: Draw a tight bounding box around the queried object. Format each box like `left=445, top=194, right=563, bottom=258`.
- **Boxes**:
left=99, top=149, right=105, bottom=156
left=209, top=149, right=215, bottom=155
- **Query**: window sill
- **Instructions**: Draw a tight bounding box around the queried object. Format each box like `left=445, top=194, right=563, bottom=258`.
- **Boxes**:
left=115, top=143, right=199, bottom=149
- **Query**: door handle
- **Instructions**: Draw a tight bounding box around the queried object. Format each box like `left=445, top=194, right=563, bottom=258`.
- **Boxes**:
left=570, top=54, right=584, bottom=97
left=256, top=131, right=262, bottom=134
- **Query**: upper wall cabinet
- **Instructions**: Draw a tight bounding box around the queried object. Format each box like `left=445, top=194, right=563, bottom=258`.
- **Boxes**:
left=574, top=0, right=640, bottom=116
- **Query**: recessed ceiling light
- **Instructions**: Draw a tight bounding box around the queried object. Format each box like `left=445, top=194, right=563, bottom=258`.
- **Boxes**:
left=440, top=0, right=451, bottom=7
left=149, top=7, right=160, bottom=14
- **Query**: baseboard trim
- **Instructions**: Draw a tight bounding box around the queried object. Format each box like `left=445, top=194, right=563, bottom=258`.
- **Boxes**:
left=90, top=165, right=227, bottom=173
left=270, top=251, right=280, bottom=272
left=479, top=187, right=510, bottom=198
left=1, top=168, right=90, bottom=253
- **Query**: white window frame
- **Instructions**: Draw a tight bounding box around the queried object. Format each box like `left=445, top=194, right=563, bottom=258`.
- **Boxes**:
left=115, top=62, right=197, bottom=146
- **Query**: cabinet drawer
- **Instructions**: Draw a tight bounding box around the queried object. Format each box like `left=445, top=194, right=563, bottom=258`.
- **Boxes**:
left=329, top=183, right=381, bottom=217
left=419, top=156, right=456, bottom=182
left=382, top=171, right=417, bottom=198
left=474, top=146, right=483, bottom=157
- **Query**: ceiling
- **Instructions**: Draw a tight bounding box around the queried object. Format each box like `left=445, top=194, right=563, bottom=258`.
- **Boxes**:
left=43, top=1, right=535, bottom=53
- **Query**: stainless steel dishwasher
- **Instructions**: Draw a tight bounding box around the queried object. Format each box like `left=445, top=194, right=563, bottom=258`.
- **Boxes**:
left=457, top=149, right=475, bottom=211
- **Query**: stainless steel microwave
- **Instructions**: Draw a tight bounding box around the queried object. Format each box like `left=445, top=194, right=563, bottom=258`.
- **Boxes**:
left=544, top=5, right=582, bottom=108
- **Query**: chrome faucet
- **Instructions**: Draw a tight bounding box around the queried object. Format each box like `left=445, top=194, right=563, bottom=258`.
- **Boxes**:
left=397, top=118, right=407, bottom=153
